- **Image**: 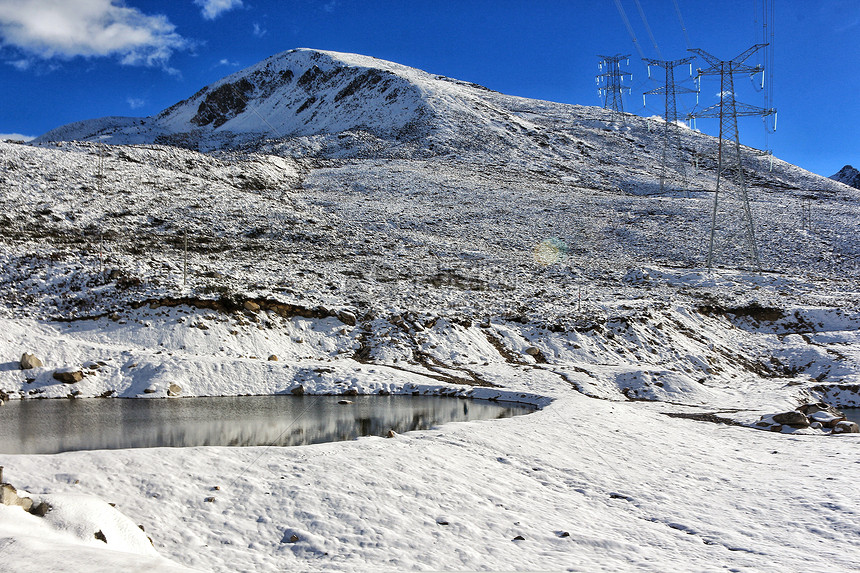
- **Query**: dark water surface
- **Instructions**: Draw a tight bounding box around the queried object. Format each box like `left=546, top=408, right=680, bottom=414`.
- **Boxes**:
left=0, top=395, right=535, bottom=455
left=841, top=408, right=860, bottom=425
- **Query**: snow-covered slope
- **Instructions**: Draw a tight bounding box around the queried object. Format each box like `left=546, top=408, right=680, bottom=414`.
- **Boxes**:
left=831, top=164, right=860, bottom=189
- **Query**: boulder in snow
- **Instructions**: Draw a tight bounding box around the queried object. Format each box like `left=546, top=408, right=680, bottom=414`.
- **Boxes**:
left=1, top=484, right=33, bottom=512
left=337, top=310, right=357, bottom=326
left=167, top=383, right=182, bottom=397
left=20, top=353, right=43, bottom=369
left=771, top=411, right=809, bottom=428
left=832, top=421, right=859, bottom=434
left=52, top=369, right=83, bottom=384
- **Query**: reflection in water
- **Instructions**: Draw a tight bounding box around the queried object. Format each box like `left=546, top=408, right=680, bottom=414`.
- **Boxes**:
left=0, top=395, right=535, bottom=455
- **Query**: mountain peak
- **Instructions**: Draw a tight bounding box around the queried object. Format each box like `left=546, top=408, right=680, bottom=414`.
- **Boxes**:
left=36, top=48, right=457, bottom=151
left=830, top=165, right=860, bottom=189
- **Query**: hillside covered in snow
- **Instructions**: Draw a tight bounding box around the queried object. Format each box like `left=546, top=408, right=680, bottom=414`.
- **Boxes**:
left=2, top=48, right=859, bottom=572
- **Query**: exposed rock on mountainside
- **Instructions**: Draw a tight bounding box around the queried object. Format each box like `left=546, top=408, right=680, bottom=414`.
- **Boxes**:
left=831, top=164, right=860, bottom=189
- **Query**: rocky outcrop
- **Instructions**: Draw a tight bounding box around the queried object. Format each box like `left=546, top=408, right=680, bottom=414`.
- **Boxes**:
left=756, top=402, right=855, bottom=434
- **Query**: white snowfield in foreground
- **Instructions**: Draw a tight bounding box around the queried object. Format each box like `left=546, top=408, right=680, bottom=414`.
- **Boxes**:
left=0, top=307, right=858, bottom=572
left=1, top=392, right=858, bottom=572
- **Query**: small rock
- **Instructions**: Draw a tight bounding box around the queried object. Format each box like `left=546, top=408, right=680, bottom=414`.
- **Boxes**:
left=167, top=383, right=182, bottom=397
left=94, top=530, right=107, bottom=543
left=386, top=429, right=397, bottom=438
left=290, top=385, right=305, bottom=396
left=143, top=386, right=157, bottom=394
left=344, top=388, right=358, bottom=396
left=288, top=534, right=299, bottom=543
left=20, top=353, right=43, bottom=370
left=243, top=301, right=260, bottom=312
left=338, top=399, right=353, bottom=405
left=524, top=346, right=540, bottom=356
left=268, top=355, right=278, bottom=361
left=52, top=369, right=84, bottom=384
left=204, top=497, right=215, bottom=503
left=512, top=535, right=526, bottom=541
left=560, top=531, right=570, bottom=538
left=833, top=421, right=860, bottom=434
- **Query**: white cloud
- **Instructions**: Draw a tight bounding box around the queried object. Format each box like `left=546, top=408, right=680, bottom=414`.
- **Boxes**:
left=194, top=0, right=242, bottom=20
left=0, top=0, right=187, bottom=67
left=252, top=22, right=266, bottom=37
left=0, top=132, right=34, bottom=141
left=217, top=58, right=239, bottom=67
left=126, top=96, right=145, bottom=109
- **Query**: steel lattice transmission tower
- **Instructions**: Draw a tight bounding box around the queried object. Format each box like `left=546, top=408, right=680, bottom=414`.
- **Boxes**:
left=687, top=45, right=775, bottom=271
left=596, top=54, right=632, bottom=114
left=643, top=57, right=698, bottom=195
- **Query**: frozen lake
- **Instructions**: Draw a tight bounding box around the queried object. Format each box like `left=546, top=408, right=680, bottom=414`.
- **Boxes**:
left=0, top=395, right=535, bottom=454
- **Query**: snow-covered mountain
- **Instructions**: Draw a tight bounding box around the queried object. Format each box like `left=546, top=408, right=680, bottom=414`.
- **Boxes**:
left=831, top=164, right=860, bottom=189
left=35, top=48, right=528, bottom=158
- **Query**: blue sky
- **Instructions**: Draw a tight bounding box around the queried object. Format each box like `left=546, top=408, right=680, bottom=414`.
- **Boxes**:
left=0, top=0, right=857, bottom=177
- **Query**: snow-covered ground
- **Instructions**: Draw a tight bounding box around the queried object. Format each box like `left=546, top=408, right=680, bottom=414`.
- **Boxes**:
left=1, top=49, right=859, bottom=571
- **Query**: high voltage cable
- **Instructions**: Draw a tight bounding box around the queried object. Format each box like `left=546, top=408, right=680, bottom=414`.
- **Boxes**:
left=613, top=0, right=646, bottom=60
left=672, top=0, right=692, bottom=49
left=633, top=0, right=663, bottom=60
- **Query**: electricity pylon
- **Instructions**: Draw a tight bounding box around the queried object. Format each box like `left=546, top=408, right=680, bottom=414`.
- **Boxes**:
left=643, top=56, right=698, bottom=195
left=687, top=45, right=775, bottom=271
left=596, top=54, right=632, bottom=114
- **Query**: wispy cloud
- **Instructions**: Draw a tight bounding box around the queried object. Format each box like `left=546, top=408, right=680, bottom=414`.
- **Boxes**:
left=126, top=97, right=145, bottom=109
left=252, top=22, right=267, bottom=38
left=194, top=0, right=243, bottom=21
left=216, top=58, right=239, bottom=67
left=0, top=0, right=188, bottom=68
left=323, top=1, right=338, bottom=13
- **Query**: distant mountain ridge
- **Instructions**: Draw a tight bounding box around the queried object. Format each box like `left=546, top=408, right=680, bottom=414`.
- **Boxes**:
left=831, top=165, right=860, bottom=189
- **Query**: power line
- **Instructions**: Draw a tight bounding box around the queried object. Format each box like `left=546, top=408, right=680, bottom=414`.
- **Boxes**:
left=687, top=45, right=776, bottom=271
left=612, top=0, right=646, bottom=60
left=596, top=54, right=633, bottom=114
left=633, top=0, right=663, bottom=60
left=643, top=57, right=697, bottom=195
left=672, top=0, right=692, bottom=49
